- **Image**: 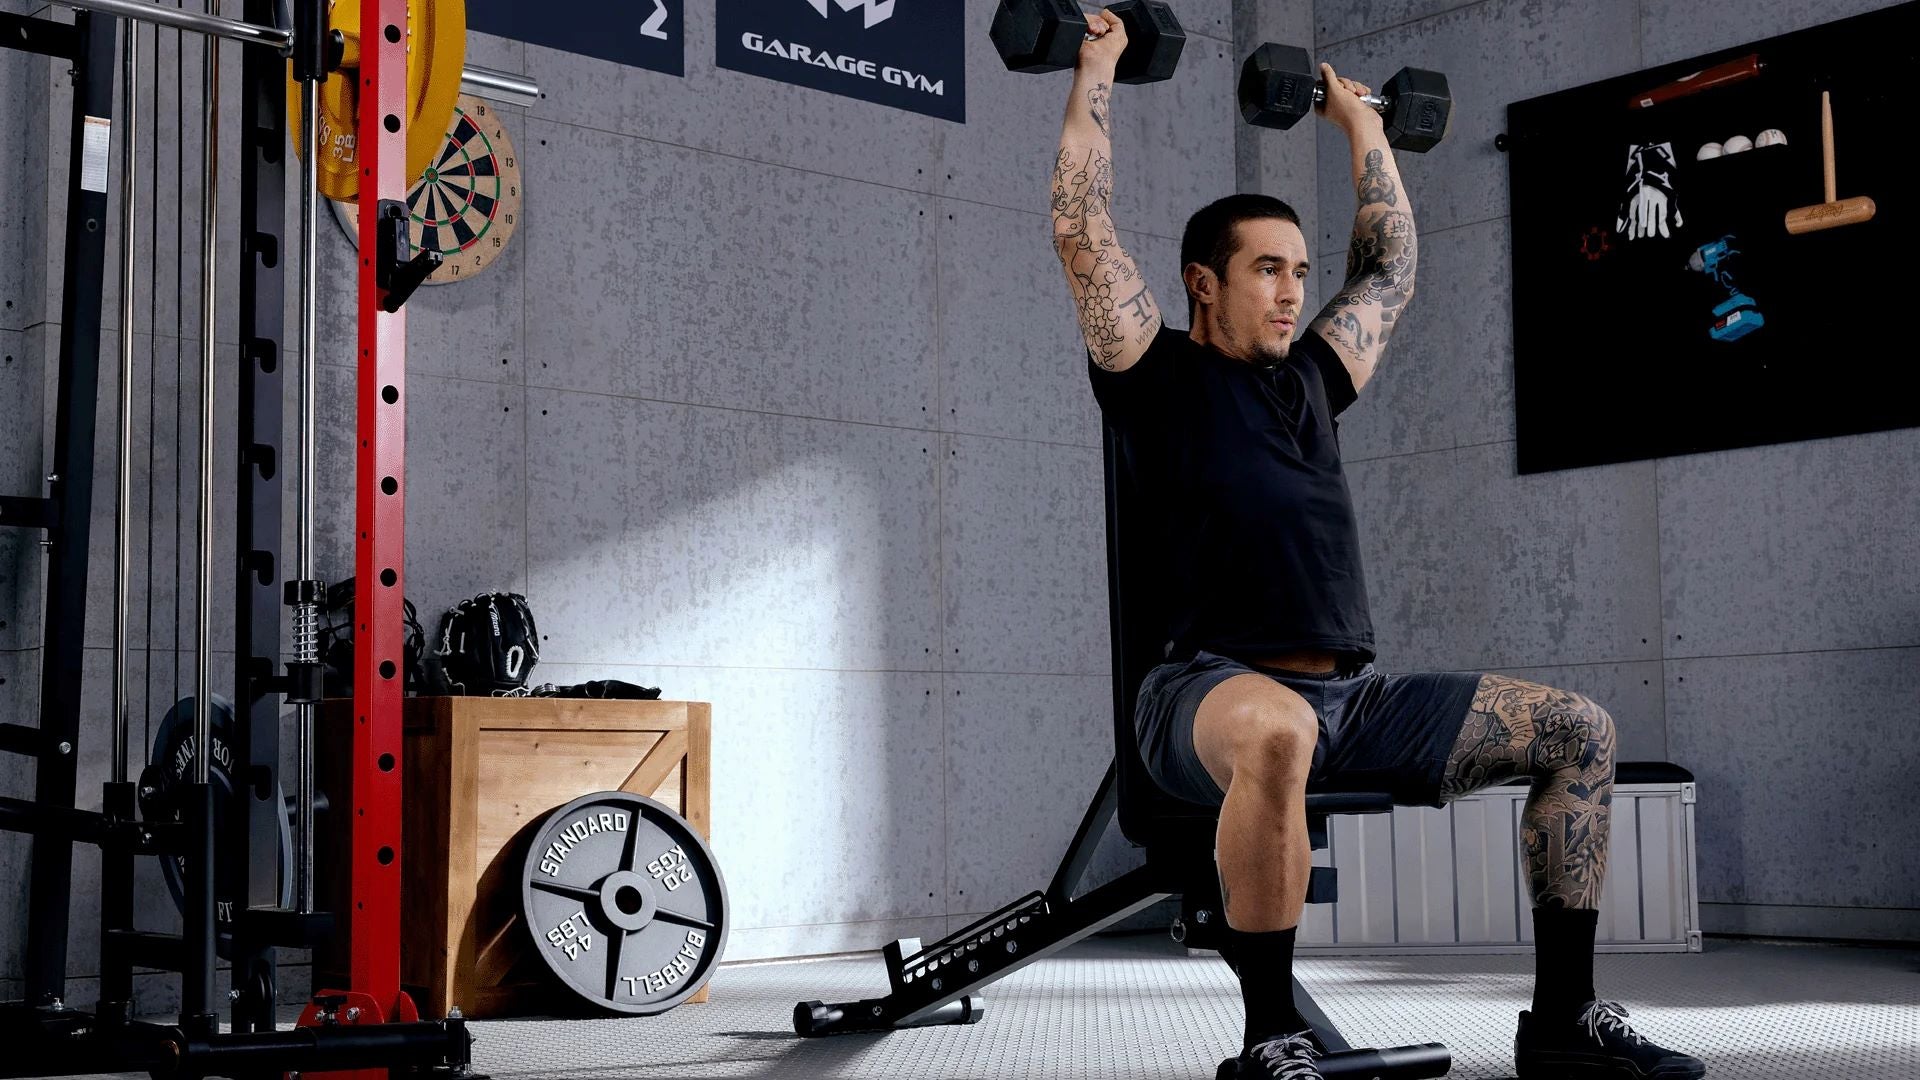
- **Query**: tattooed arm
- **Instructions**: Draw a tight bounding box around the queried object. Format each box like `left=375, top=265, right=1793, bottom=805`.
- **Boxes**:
left=1306, top=64, right=1416, bottom=396
left=1053, top=11, right=1162, bottom=374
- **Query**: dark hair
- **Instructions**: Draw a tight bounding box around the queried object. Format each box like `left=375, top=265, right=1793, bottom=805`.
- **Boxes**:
left=1179, top=194, right=1302, bottom=321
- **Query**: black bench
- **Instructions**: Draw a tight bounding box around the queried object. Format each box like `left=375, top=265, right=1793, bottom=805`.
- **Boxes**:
left=793, top=425, right=1450, bottom=1078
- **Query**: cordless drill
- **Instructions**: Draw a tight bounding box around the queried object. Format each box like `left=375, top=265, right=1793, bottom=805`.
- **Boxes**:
left=1687, top=235, right=1764, bottom=341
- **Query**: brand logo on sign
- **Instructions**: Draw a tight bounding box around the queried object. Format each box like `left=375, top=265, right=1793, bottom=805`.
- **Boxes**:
left=740, top=31, right=946, bottom=96
left=803, top=0, right=896, bottom=29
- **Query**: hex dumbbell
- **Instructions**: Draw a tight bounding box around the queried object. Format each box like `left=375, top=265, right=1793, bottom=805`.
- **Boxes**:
left=1239, top=43, right=1453, bottom=153
left=990, top=0, right=1187, bottom=84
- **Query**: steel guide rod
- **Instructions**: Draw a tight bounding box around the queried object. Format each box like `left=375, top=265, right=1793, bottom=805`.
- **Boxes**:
left=110, top=4, right=137, bottom=788
left=194, top=21, right=215, bottom=790
left=296, top=73, right=319, bottom=914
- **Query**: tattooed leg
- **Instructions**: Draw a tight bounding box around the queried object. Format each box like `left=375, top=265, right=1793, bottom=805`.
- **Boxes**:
left=1439, top=675, right=1617, bottom=909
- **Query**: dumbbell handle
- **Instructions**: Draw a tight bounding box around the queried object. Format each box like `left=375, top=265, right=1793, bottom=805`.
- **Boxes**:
left=1313, top=82, right=1389, bottom=114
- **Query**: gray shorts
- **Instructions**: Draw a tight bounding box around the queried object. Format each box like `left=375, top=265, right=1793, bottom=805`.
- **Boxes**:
left=1135, top=650, right=1484, bottom=808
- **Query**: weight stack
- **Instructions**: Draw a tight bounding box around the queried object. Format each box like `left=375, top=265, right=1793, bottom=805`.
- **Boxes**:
left=316, top=695, right=714, bottom=1016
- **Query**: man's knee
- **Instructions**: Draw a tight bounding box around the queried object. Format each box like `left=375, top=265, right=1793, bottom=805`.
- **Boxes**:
left=1237, top=706, right=1317, bottom=782
left=1536, top=692, right=1617, bottom=775
left=1196, top=676, right=1318, bottom=789
left=1573, top=695, right=1618, bottom=765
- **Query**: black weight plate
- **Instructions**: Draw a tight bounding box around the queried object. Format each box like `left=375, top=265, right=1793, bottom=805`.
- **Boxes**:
left=520, top=791, right=729, bottom=1015
left=139, top=694, right=293, bottom=958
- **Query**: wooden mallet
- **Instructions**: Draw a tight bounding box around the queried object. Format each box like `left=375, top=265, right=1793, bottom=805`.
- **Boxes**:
left=1785, top=90, right=1876, bottom=234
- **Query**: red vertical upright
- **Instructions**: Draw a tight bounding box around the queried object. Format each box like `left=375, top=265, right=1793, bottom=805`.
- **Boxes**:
left=351, top=0, right=409, bottom=1019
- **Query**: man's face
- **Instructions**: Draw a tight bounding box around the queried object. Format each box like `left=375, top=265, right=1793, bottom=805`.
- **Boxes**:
left=1201, top=218, right=1310, bottom=364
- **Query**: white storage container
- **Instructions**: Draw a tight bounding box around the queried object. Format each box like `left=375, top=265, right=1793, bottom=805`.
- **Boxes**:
left=1296, top=769, right=1702, bottom=954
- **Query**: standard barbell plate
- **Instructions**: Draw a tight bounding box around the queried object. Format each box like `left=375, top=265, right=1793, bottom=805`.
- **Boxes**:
left=138, top=694, right=294, bottom=959
left=288, top=0, right=468, bottom=201
left=519, top=791, right=730, bottom=1016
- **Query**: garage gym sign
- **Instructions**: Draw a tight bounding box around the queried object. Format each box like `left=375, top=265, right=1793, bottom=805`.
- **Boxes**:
left=719, top=0, right=967, bottom=122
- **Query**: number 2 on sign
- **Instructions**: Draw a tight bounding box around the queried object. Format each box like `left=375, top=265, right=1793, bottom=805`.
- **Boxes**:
left=545, top=910, right=595, bottom=961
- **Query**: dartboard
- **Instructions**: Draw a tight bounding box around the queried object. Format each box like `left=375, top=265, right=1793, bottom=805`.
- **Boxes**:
left=332, top=94, right=523, bottom=285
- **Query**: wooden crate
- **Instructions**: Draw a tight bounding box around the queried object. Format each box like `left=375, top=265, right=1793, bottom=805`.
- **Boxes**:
left=318, top=696, right=711, bottom=1016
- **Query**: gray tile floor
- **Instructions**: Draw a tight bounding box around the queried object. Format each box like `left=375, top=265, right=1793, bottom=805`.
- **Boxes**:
left=463, top=934, right=1918, bottom=1080
left=56, top=933, right=1920, bottom=1079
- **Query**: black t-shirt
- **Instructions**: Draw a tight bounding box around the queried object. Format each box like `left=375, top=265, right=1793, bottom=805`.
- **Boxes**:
left=1089, top=325, right=1374, bottom=663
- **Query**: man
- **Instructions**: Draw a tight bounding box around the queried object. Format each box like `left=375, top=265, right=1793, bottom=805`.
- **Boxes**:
left=1052, top=12, right=1707, bottom=1080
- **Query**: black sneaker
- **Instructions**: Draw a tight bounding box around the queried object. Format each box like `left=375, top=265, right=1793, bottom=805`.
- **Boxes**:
left=1516, top=998, right=1707, bottom=1078
left=1215, top=1031, right=1325, bottom=1080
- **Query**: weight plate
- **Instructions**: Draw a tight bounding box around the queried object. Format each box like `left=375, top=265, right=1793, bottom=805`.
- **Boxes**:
left=519, top=791, right=728, bottom=1015
left=289, top=0, right=468, bottom=202
left=138, top=695, right=294, bottom=958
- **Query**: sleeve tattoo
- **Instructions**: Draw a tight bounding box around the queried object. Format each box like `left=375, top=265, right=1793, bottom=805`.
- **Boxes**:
left=1088, top=81, right=1112, bottom=138
left=1052, top=143, right=1161, bottom=370
left=1319, top=149, right=1417, bottom=359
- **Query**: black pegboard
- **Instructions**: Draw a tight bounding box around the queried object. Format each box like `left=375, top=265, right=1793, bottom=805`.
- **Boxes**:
left=1504, top=2, right=1917, bottom=474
